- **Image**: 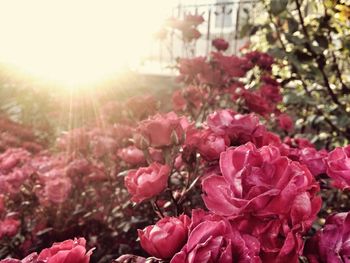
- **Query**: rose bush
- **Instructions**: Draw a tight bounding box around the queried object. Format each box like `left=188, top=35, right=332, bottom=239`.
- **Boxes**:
left=1, top=12, right=350, bottom=263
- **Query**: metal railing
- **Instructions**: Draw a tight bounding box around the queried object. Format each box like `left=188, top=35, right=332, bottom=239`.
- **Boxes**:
left=141, top=0, right=258, bottom=75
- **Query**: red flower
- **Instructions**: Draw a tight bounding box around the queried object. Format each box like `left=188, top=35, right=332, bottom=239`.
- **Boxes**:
left=277, top=113, right=294, bottom=132
left=118, top=146, right=146, bottom=166
left=212, top=52, right=253, bottom=78
left=242, top=91, right=274, bottom=116
left=172, top=90, right=187, bottom=111
left=42, top=176, right=72, bottom=204
left=185, top=128, right=230, bottom=161
left=182, top=28, right=201, bottom=42
left=38, top=238, right=93, bottom=263
left=202, top=143, right=321, bottom=223
left=326, top=145, right=350, bottom=189
left=0, top=218, right=20, bottom=239
left=138, top=215, right=190, bottom=259
left=212, top=38, right=229, bottom=51
left=184, top=14, right=204, bottom=26
left=125, top=162, right=170, bottom=203
left=171, top=209, right=261, bottom=263
left=299, top=147, right=327, bottom=176
left=304, top=212, right=350, bottom=263
left=135, top=112, right=184, bottom=148
left=245, top=51, right=274, bottom=71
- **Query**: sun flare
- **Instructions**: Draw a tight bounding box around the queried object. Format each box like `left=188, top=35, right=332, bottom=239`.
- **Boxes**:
left=0, top=0, right=176, bottom=87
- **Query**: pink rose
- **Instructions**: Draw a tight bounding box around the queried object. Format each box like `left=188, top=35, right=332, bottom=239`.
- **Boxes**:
left=185, top=128, right=229, bottom=161
left=0, top=218, right=20, bottom=239
left=0, top=253, right=38, bottom=263
left=43, top=176, right=72, bottom=204
left=184, top=14, right=204, bottom=26
left=305, top=212, right=350, bottom=263
left=212, top=38, right=229, bottom=51
left=212, top=52, right=253, bottom=78
left=172, top=90, right=187, bottom=111
left=202, top=143, right=321, bottom=224
left=135, top=112, right=184, bottom=148
left=326, top=145, right=350, bottom=189
left=125, top=162, right=170, bottom=203
left=118, top=146, right=146, bottom=166
left=260, top=84, right=282, bottom=104
left=171, top=210, right=261, bottom=263
left=277, top=113, right=294, bottom=132
left=38, top=237, right=93, bottom=263
left=299, top=147, right=327, bottom=176
left=138, top=215, right=190, bottom=259
left=242, top=91, right=273, bottom=116
left=207, top=111, right=267, bottom=147
left=182, top=28, right=201, bottom=42
left=232, top=215, right=304, bottom=262
left=245, top=51, right=274, bottom=71
left=148, top=148, right=165, bottom=164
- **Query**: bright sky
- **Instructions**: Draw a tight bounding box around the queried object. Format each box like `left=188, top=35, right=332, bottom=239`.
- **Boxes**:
left=0, top=0, right=179, bottom=86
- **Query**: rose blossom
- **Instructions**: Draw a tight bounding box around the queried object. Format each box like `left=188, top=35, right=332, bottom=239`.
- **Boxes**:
left=299, top=147, right=327, bottom=176
left=37, top=237, right=93, bottom=263
left=125, top=162, right=170, bottom=203
left=231, top=215, right=305, bottom=262
left=185, top=128, right=230, bottom=161
left=277, top=113, right=294, bottom=132
left=212, top=38, right=229, bottom=51
left=138, top=215, right=190, bottom=259
left=42, top=176, right=72, bottom=204
left=326, top=145, right=350, bottom=189
left=134, top=112, right=184, bottom=148
left=202, top=142, right=321, bottom=223
left=207, top=110, right=267, bottom=147
left=202, top=143, right=321, bottom=262
left=212, top=52, right=253, bottom=78
left=118, top=146, right=146, bottom=166
left=242, top=91, right=274, bottom=116
left=171, top=209, right=261, bottom=263
left=304, top=212, right=350, bottom=263
left=0, top=218, right=20, bottom=239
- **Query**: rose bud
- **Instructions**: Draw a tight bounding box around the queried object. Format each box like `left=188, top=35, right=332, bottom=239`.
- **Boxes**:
left=125, top=162, right=170, bottom=203
left=138, top=215, right=190, bottom=259
left=212, top=38, right=229, bottom=51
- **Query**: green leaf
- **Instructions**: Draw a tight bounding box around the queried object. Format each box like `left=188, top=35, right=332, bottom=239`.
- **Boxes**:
left=287, top=17, right=299, bottom=33
left=315, top=35, right=329, bottom=49
left=285, top=33, right=307, bottom=45
left=270, top=0, right=289, bottom=15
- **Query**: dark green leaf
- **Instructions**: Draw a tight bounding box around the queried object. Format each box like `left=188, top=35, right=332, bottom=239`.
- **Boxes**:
left=270, top=0, right=289, bottom=15
left=287, top=17, right=299, bottom=33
